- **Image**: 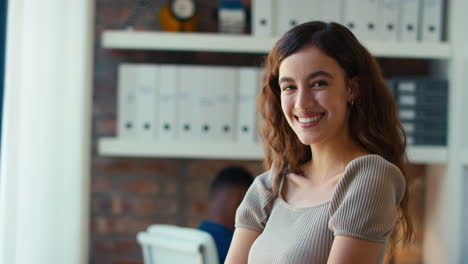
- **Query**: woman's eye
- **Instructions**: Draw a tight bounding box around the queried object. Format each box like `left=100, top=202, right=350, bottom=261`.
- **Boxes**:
left=311, top=80, right=328, bottom=87
left=282, top=85, right=295, bottom=91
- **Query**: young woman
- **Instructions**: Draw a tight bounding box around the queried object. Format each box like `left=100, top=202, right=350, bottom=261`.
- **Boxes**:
left=225, top=21, right=412, bottom=264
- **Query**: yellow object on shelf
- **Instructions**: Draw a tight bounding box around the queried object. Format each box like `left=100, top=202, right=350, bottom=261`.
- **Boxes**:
left=159, top=2, right=198, bottom=32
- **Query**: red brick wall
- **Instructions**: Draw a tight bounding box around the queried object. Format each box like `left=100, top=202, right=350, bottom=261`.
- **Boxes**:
left=91, top=1, right=427, bottom=263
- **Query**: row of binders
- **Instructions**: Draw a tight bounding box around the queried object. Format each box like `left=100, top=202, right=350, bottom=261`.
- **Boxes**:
left=253, top=0, right=445, bottom=42
left=387, top=78, right=448, bottom=146
left=118, top=63, right=448, bottom=147
left=118, top=64, right=261, bottom=143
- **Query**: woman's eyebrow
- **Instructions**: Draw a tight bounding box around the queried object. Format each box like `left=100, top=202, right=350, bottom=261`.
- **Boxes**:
left=278, top=76, right=294, bottom=84
left=279, top=71, right=333, bottom=84
left=306, top=71, right=333, bottom=80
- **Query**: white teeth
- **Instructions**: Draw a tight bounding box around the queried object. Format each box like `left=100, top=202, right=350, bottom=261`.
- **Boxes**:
left=298, top=115, right=322, bottom=123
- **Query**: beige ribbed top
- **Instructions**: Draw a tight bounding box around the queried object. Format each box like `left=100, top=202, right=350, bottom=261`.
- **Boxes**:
left=235, top=154, right=405, bottom=264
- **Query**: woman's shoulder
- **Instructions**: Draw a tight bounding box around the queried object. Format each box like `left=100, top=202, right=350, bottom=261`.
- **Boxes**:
left=332, top=154, right=406, bottom=206
left=241, top=168, right=277, bottom=206
left=345, top=154, right=404, bottom=182
left=252, top=169, right=275, bottom=190
left=244, top=169, right=277, bottom=202
left=235, top=168, right=277, bottom=231
left=328, top=154, right=406, bottom=242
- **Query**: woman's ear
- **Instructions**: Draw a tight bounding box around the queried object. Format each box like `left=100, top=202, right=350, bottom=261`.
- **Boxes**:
left=346, top=77, right=359, bottom=103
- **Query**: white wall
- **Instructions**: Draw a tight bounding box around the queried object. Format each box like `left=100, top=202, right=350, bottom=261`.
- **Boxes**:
left=0, top=1, right=93, bottom=263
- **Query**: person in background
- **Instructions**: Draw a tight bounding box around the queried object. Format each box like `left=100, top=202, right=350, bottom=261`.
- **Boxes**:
left=225, top=21, right=412, bottom=264
left=198, top=166, right=254, bottom=264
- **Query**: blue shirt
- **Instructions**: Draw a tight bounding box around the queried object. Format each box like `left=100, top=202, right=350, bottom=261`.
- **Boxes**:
left=198, top=220, right=234, bottom=263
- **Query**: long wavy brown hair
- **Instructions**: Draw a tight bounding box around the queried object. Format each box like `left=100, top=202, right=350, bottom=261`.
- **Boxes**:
left=257, top=21, right=412, bottom=244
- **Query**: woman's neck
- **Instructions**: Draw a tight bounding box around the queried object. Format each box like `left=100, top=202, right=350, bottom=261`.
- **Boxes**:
left=305, top=134, right=368, bottom=184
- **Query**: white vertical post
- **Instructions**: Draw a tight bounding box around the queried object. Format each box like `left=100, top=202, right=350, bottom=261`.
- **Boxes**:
left=423, top=0, right=468, bottom=263
left=0, top=1, right=93, bottom=264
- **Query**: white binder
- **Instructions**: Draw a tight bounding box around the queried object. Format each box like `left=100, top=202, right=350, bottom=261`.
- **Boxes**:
left=364, top=0, right=379, bottom=40
left=157, top=65, right=178, bottom=141
left=317, top=0, right=343, bottom=23
left=300, top=0, right=319, bottom=23
left=421, top=0, right=443, bottom=42
left=378, top=0, right=399, bottom=41
left=399, top=0, right=420, bottom=42
left=276, top=0, right=316, bottom=36
left=134, top=64, right=159, bottom=140
left=399, top=109, right=416, bottom=120
left=214, top=67, right=237, bottom=142
left=252, top=0, right=276, bottom=37
left=178, top=66, right=203, bottom=141
left=237, top=67, right=260, bottom=144
left=198, top=66, right=218, bottom=141
left=402, top=122, right=415, bottom=134
left=344, top=0, right=380, bottom=40
left=117, top=64, right=137, bottom=139
left=343, top=0, right=365, bottom=39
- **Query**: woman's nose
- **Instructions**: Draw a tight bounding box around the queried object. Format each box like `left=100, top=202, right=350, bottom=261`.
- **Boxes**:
left=296, top=86, right=316, bottom=109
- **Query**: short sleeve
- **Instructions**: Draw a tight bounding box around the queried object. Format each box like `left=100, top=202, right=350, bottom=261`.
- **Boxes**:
left=328, top=155, right=405, bottom=243
left=235, top=170, right=277, bottom=232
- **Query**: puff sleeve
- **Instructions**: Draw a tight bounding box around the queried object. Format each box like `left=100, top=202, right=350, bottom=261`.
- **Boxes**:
left=328, top=155, right=405, bottom=243
left=235, top=170, right=277, bottom=232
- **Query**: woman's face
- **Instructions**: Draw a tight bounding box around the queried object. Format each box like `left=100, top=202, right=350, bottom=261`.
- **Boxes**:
left=278, top=45, right=352, bottom=146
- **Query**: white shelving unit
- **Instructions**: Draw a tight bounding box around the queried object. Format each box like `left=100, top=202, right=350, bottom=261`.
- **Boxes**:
left=99, top=30, right=452, bottom=164
left=99, top=138, right=447, bottom=163
left=102, top=30, right=452, bottom=59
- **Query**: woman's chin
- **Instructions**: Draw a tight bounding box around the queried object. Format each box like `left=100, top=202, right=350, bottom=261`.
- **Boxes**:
left=297, top=136, right=321, bottom=146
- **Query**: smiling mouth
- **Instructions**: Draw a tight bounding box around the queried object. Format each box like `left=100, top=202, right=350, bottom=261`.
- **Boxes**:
left=296, top=112, right=325, bottom=124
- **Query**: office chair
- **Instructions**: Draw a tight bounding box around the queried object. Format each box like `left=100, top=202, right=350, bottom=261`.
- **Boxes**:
left=137, top=224, right=219, bottom=264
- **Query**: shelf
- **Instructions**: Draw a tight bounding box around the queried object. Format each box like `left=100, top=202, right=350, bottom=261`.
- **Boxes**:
left=406, top=146, right=448, bottom=164
left=102, top=30, right=452, bottom=59
left=102, top=30, right=275, bottom=54
left=99, top=137, right=447, bottom=163
left=98, top=138, right=264, bottom=160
